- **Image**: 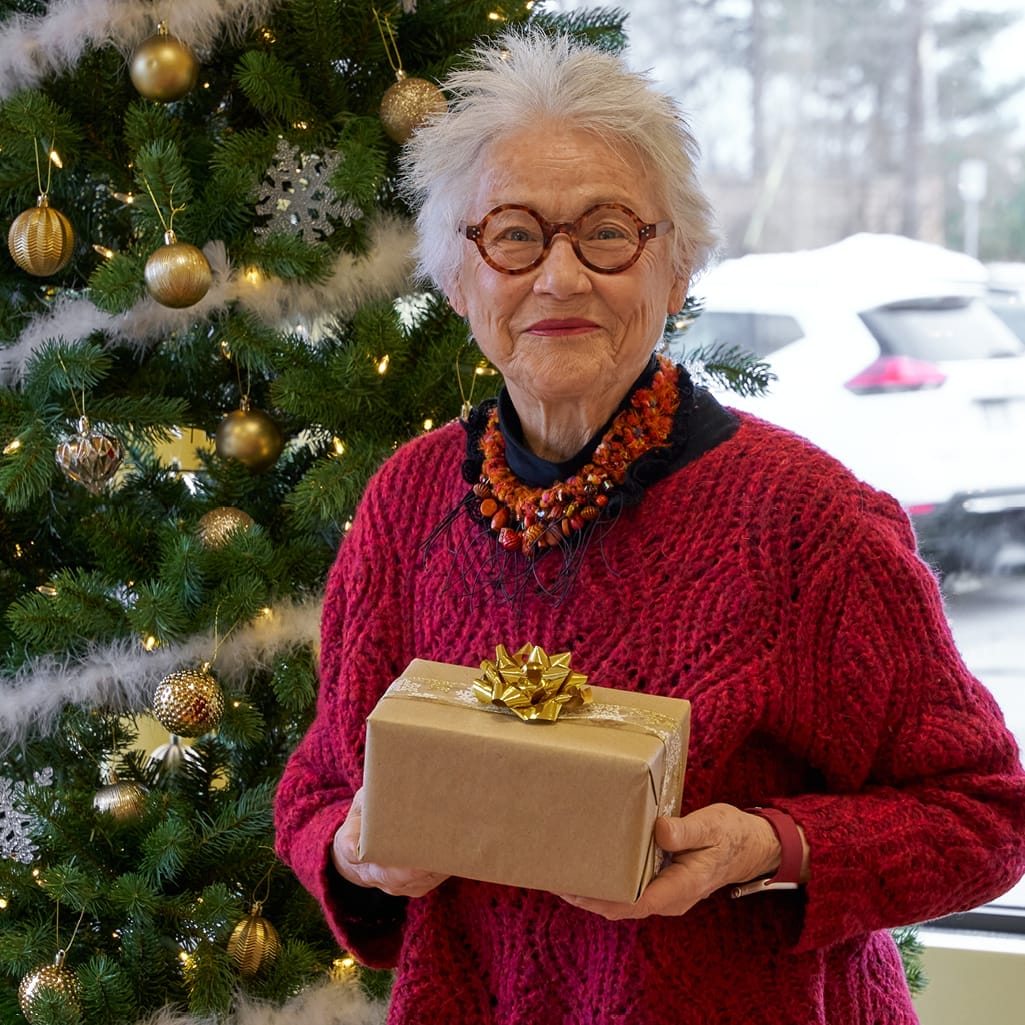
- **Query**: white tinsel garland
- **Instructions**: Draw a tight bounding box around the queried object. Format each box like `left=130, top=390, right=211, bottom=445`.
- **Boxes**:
left=140, top=980, right=388, bottom=1025
left=0, top=216, right=415, bottom=384
left=0, top=594, right=323, bottom=751
left=0, top=0, right=282, bottom=99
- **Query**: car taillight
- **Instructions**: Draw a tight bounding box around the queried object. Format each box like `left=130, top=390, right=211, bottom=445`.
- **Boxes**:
left=844, top=356, right=947, bottom=395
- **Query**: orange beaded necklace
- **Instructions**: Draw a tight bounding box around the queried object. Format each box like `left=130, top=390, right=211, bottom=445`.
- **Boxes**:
left=471, top=357, right=681, bottom=556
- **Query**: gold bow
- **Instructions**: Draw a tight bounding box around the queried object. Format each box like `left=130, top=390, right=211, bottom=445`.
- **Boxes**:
left=472, top=644, right=591, bottom=722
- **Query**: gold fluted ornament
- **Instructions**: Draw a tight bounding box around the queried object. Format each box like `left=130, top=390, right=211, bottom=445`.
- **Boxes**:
left=8, top=194, right=75, bottom=276
left=130, top=23, right=200, bottom=102
left=93, top=772, right=147, bottom=822
left=145, top=229, right=212, bottom=308
left=215, top=401, right=283, bottom=473
left=196, top=506, right=256, bottom=548
left=55, top=416, right=125, bottom=494
left=147, top=734, right=201, bottom=780
left=227, top=902, right=282, bottom=976
left=152, top=662, right=224, bottom=737
left=379, top=70, right=446, bottom=143
left=18, top=952, right=81, bottom=1025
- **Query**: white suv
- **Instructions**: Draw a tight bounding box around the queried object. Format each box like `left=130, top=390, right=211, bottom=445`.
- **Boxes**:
left=670, top=234, right=1025, bottom=576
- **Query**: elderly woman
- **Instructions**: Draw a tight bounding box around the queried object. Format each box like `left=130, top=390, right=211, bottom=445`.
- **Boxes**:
left=274, top=31, right=1025, bottom=1025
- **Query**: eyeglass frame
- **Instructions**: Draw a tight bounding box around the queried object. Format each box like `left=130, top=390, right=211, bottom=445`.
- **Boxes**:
left=460, top=202, right=674, bottom=275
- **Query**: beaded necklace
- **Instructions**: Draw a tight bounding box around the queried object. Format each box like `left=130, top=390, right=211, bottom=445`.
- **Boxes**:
left=471, top=356, right=681, bottom=556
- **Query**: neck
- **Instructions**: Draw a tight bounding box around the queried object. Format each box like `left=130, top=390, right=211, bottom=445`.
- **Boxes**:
left=504, top=378, right=638, bottom=463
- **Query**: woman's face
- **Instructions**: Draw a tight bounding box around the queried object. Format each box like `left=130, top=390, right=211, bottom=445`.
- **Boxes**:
left=447, top=124, right=689, bottom=413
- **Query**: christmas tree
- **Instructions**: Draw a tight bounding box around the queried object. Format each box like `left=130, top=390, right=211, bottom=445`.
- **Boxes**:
left=0, top=3, right=626, bottom=1024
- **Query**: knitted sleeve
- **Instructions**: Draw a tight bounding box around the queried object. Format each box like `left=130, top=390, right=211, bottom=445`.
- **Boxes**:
left=768, top=487, right=1025, bottom=951
left=273, top=429, right=453, bottom=967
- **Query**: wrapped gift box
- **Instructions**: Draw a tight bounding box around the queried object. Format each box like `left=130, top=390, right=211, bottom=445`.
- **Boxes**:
left=359, top=655, right=690, bottom=903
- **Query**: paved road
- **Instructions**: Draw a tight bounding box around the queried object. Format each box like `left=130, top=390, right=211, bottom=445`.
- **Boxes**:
left=943, top=573, right=1025, bottom=910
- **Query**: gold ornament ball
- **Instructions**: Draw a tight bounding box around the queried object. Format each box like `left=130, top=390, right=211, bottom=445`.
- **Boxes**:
left=55, top=416, right=125, bottom=494
left=379, top=71, right=447, bottom=144
left=18, top=960, right=81, bottom=1025
left=196, top=506, right=256, bottom=548
left=93, top=778, right=148, bottom=822
left=145, top=230, right=212, bottom=308
left=130, top=29, right=200, bottom=102
left=228, top=906, right=282, bottom=976
left=215, top=406, right=284, bottom=473
left=152, top=664, right=224, bottom=737
left=8, top=195, right=75, bottom=276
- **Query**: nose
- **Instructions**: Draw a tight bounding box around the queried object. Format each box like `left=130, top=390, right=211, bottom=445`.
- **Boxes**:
left=533, top=233, right=591, bottom=297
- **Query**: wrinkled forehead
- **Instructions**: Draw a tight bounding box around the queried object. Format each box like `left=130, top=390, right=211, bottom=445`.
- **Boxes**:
left=466, top=123, right=664, bottom=221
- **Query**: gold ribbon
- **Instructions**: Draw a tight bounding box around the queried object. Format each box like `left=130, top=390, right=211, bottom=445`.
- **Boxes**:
left=472, top=644, right=591, bottom=722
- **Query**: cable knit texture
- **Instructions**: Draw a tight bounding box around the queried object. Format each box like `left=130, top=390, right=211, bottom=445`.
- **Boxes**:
left=275, top=410, right=1025, bottom=1025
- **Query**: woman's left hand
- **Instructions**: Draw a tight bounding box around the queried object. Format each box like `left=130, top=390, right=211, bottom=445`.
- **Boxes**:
left=559, top=803, right=782, bottom=920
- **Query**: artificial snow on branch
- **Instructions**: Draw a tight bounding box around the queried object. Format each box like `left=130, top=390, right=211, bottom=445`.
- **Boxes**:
left=1, top=215, right=416, bottom=384
left=0, top=0, right=282, bottom=99
left=0, top=594, right=323, bottom=751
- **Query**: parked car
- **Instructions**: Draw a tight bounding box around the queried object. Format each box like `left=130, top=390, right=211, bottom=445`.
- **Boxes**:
left=669, top=234, right=1025, bottom=576
left=985, top=262, right=1025, bottom=343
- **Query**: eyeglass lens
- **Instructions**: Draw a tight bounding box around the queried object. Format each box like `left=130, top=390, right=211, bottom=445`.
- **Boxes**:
left=479, top=205, right=646, bottom=272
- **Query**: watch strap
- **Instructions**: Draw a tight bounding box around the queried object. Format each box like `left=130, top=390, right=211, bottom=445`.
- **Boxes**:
left=730, top=806, right=803, bottom=898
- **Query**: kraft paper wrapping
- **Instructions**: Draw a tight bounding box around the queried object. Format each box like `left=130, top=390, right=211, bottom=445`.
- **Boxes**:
left=358, top=657, right=690, bottom=903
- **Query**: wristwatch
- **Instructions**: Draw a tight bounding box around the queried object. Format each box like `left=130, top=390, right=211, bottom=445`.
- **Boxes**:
left=730, top=806, right=804, bottom=898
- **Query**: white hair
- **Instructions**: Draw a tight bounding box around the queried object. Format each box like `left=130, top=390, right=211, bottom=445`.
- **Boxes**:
left=399, top=30, right=720, bottom=296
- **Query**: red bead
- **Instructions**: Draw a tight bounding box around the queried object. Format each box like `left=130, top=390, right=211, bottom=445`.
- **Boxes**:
left=499, top=527, right=521, bottom=550
left=490, top=507, right=509, bottom=530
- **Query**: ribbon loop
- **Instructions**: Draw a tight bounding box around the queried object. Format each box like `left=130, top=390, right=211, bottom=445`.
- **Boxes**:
left=472, top=643, right=591, bottom=722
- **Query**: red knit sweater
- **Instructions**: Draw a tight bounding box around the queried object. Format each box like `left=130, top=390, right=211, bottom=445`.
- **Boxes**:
left=274, top=409, right=1025, bottom=1025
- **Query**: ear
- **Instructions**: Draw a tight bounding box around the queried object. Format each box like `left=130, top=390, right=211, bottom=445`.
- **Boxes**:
left=667, top=272, right=690, bottom=315
left=446, top=274, right=467, bottom=317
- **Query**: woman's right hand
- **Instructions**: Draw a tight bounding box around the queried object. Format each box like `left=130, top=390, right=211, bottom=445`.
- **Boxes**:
left=332, top=787, right=450, bottom=897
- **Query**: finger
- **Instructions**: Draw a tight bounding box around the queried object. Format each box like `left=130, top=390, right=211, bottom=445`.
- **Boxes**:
left=370, top=867, right=448, bottom=898
left=654, top=815, right=704, bottom=854
left=557, top=893, right=642, bottom=921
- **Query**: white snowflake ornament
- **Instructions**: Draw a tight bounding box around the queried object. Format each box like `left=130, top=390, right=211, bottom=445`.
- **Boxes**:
left=0, top=768, right=53, bottom=864
left=255, top=139, right=362, bottom=244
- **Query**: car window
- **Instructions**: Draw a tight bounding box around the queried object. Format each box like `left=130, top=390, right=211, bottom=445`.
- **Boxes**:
left=678, top=311, right=804, bottom=357
left=988, top=301, right=1025, bottom=344
left=860, top=299, right=1025, bottom=360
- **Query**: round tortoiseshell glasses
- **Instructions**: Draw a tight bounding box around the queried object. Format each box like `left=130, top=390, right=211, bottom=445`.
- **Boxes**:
left=461, top=203, right=673, bottom=275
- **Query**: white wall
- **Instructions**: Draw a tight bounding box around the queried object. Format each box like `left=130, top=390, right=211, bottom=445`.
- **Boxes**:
left=914, top=929, right=1025, bottom=1025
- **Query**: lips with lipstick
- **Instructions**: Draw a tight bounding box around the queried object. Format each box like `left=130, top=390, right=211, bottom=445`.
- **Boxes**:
left=527, top=318, right=600, bottom=336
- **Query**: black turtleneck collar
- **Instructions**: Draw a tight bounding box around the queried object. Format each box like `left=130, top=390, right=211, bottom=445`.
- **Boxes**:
left=499, top=356, right=659, bottom=488
left=496, top=355, right=738, bottom=489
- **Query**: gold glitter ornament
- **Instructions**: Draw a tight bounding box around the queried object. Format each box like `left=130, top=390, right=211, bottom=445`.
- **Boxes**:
left=379, top=70, right=446, bottom=143
left=196, top=506, right=256, bottom=548
left=55, top=416, right=125, bottom=494
left=215, top=402, right=283, bottom=473
left=93, top=772, right=147, bottom=822
left=152, top=663, right=224, bottom=737
left=145, top=229, right=212, bottom=308
left=18, top=952, right=81, bottom=1025
left=8, top=195, right=75, bottom=276
left=227, top=902, right=281, bottom=976
left=130, top=23, right=200, bottom=102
